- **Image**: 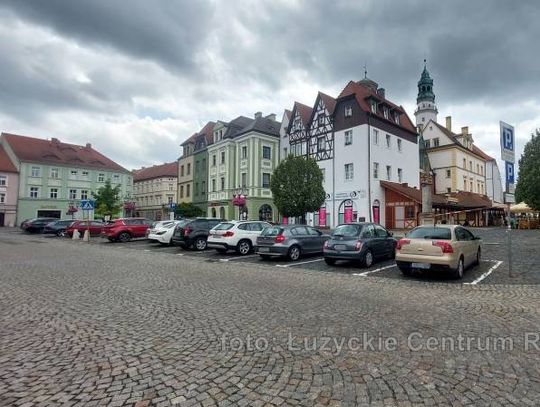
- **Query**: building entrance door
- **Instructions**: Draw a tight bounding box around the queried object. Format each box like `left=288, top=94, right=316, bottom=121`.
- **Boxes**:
left=0, top=212, right=4, bottom=226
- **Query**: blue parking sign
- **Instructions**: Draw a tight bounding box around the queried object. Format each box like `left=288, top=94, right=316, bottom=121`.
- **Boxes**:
left=500, top=121, right=515, bottom=163
left=505, top=162, right=514, bottom=184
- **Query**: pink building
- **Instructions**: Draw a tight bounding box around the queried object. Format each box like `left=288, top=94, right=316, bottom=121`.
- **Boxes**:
left=0, top=144, right=19, bottom=227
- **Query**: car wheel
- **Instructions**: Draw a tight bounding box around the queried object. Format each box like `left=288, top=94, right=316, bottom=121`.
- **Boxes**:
left=453, top=257, right=464, bottom=279
left=194, top=237, right=207, bottom=251
left=237, top=240, right=252, bottom=255
left=288, top=245, right=301, bottom=261
left=260, top=254, right=271, bottom=260
left=475, top=248, right=481, bottom=266
left=118, top=232, right=131, bottom=243
left=324, top=258, right=336, bottom=266
left=362, top=250, right=374, bottom=268
left=56, top=230, right=65, bottom=237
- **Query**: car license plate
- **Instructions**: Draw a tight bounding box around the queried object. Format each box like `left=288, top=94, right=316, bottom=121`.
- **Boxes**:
left=412, top=262, right=430, bottom=269
left=334, top=244, right=346, bottom=251
left=259, top=247, right=270, bottom=253
left=213, top=235, right=221, bottom=238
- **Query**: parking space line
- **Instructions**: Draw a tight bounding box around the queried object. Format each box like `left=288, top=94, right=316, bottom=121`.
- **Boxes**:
left=176, top=253, right=184, bottom=256
left=353, top=264, right=396, bottom=276
left=275, top=258, right=325, bottom=268
left=483, top=243, right=501, bottom=246
left=219, top=254, right=259, bottom=262
left=464, top=260, right=503, bottom=285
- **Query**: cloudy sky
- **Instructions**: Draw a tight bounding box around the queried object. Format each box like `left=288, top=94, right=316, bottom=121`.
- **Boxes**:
left=0, top=0, right=538, bottom=174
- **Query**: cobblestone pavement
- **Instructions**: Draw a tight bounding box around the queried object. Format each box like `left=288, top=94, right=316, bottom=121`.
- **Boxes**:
left=1, top=229, right=540, bottom=406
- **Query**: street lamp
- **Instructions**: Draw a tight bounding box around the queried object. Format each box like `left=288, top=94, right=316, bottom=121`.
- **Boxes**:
left=232, top=186, right=248, bottom=220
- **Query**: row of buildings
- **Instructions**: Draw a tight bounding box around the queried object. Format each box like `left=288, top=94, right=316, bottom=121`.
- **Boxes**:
left=0, top=64, right=505, bottom=228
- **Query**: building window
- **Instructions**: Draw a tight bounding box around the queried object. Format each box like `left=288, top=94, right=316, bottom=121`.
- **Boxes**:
left=0, top=175, right=6, bottom=186
left=202, top=158, right=206, bottom=169
left=398, top=168, right=403, bottom=183
left=50, top=188, right=58, bottom=199
left=169, top=183, right=174, bottom=191
left=220, top=151, right=225, bottom=165
left=186, top=184, right=190, bottom=197
left=386, top=165, right=392, bottom=180
left=180, top=185, right=184, bottom=198
left=186, top=163, right=190, bottom=175
left=463, top=158, right=467, bottom=168
left=241, top=173, right=247, bottom=187
left=113, top=174, right=120, bottom=183
left=370, top=101, right=377, bottom=113
left=30, top=187, right=39, bottom=198
left=386, top=134, right=391, bottom=148
left=446, top=169, right=451, bottom=178
left=220, top=177, right=225, bottom=190
left=476, top=163, right=480, bottom=174
left=373, top=162, right=379, bottom=179
left=202, top=181, right=206, bottom=194
left=464, top=177, right=468, bottom=191
left=321, top=168, right=325, bottom=183
left=81, top=190, right=88, bottom=200
left=317, top=137, right=325, bottom=151
left=180, top=165, right=185, bottom=176
left=70, top=169, right=78, bottom=179
left=469, top=161, right=472, bottom=171
left=383, top=106, right=389, bottom=119
left=98, top=173, right=105, bottom=182
left=397, top=139, right=402, bottom=152
left=50, top=168, right=59, bottom=179
left=82, top=170, right=89, bottom=179
left=168, top=196, right=174, bottom=204
left=394, top=112, right=400, bottom=124
left=262, top=173, right=271, bottom=188
left=31, top=166, right=40, bottom=177
left=344, top=130, right=352, bottom=146
left=372, top=129, right=379, bottom=145
left=433, top=138, right=440, bottom=147
left=211, top=179, right=216, bottom=192
left=241, top=146, right=248, bottom=159
left=345, top=163, right=354, bottom=181
left=318, top=116, right=325, bottom=126
left=425, top=139, right=431, bottom=148
left=262, top=146, right=271, bottom=160
left=470, top=180, right=473, bottom=192
left=0, top=193, right=5, bottom=203
left=344, top=106, right=352, bottom=117
left=69, top=189, right=77, bottom=200
left=447, top=187, right=451, bottom=193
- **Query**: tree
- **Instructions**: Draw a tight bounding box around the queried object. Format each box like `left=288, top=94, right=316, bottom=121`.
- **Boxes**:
left=175, top=202, right=204, bottom=218
left=270, top=155, right=326, bottom=218
left=515, top=129, right=540, bottom=210
left=92, top=179, right=122, bottom=218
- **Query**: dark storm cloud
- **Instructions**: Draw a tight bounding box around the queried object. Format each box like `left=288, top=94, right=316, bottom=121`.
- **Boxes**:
left=0, top=0, right=213, bottom=73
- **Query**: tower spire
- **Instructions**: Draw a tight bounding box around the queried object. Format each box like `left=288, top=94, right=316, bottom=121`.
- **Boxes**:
left=414, top=60, right=438, bottom=126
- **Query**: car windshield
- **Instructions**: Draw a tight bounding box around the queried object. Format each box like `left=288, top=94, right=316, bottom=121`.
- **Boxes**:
left=176, top=220, right=190, bottom=228
left=333, top=224, right=361, bottom=237
left=214, top=223, right=234, bottom=231
left=408, top=227, right=452, bottom=240
left=261, top=226, right=283, bottom=236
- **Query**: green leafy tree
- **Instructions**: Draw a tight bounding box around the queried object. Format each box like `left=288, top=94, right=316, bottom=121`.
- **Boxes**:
left=175, top=202, right=204, bottom=218
left=92, top=179, right=122, bottom=218
left=270, top=155, right=326, bottom=218
left=515, top=129, right=540, bottom=210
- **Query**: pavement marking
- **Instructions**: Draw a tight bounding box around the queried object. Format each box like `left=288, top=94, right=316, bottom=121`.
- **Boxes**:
left=219, top=254, right=259, bottom=262
left=464, top=260, right=503, bottom=285
left=483, top=242, right=501, bottom=246
left=176, top=253, right=184, bottom=256
left=275, top=258, right=325, bottom=268
left=353, top=264, right=397, bottom=276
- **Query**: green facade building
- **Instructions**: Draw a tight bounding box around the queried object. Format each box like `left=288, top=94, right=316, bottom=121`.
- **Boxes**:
left=191, top=122, right=215, bottom=211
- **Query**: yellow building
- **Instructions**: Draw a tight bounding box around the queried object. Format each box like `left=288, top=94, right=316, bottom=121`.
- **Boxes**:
left=178, top=135, right=195, bottom=204
left=133, top=162, right=178, bottom=220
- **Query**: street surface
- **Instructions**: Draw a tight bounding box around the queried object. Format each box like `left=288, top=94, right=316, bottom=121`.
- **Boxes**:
left=1, top=228, right=539, bottom=406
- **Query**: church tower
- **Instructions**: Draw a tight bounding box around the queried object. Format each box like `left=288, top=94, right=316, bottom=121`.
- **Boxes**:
left=414, top=60, right=438, bottom=128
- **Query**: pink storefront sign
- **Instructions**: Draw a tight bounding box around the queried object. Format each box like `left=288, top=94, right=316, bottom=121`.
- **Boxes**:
left=282, top=216, right=288, bottom=225
left=344, top=206, right=353, bottom=223
left=318, top=207, right=326, bottom=227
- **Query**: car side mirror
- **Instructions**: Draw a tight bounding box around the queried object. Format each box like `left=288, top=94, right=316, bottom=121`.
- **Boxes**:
left=388, top=232, right=393, bottom=237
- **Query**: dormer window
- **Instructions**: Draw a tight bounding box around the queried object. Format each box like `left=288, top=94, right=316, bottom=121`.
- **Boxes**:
left=344, top=106, right=352, bottom=117
left=293, top=117, right=302, bottom=131
left=383, top=107, right=389, bottom=119
left=394, top=112, right=400, bottom=124
left=370, top=101, right=377, bottom=113
left=318, top=116, right=325, bottom=126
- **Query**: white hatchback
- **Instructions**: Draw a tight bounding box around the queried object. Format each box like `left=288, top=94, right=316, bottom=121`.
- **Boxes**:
left=208, top=221, right=271, bottom=255
left=147, top=220, right=181, bottom=245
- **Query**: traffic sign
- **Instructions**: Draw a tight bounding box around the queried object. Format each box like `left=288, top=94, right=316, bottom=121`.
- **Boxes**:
left=500, top=121, right=515, bottom=163
left=80, top=199, right=95, bottom=210
left=169, top=202, right=177, bottom=210
left=505, top=161, right=515, bottom=184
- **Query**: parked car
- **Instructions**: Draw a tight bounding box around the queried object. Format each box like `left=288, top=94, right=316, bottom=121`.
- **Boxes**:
left=20, top=217, right=58, bottom=233
left=323, top=223, right=396, bottom=267
left=256, top=225, right=329, bottom=261
left=101, top=218, right=153, bottom=242
left=147, top=220, right=181, bottom=245
left=146, top=220, right=176, bottom=239
left=171, top=218, right=224, bottom=250
left=395, top=225, right=482, bottom=279
left=66, top=220, right=105, bottom=237
left=43, top=220, right=75, bottom=237
left=207, top=220, right=271, bottom=255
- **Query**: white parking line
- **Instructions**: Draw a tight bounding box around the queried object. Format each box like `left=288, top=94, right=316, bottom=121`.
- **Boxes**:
left=353, top=264, right=396, bottom=276
left=483, top=242, right=501, bottom=246
left=464, top=260, right=503, bottom=285
left=219, top=254, right=259, bottom=262
left=176, top=253, right=184, bottom=256
left=275, top=258, right=325, bottom=268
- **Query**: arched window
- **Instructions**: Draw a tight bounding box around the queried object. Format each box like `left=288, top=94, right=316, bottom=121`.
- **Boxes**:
left=338, top=200, right=358, bottom=224
left=219, top=207, right=225, bottom=220
left=211, top=208, right=216, bottom=218
left=259, top=204, right=273, bottom=222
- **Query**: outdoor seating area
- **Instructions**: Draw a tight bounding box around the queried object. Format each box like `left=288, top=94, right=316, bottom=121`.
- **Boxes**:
left=511, top=202, right=540, bottom=229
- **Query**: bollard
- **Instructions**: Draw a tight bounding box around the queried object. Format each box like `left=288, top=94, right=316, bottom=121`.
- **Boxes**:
left=72, top=229, right=80, bottom=240
left=82, top=229, right=90, bottom=242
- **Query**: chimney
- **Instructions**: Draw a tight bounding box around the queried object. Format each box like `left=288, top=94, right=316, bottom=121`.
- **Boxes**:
left=254, top=111, right=262, bottom=119
left=51, top=137, right=60, bottom=144
left=445, top=116, right=452, bottom=131
left=265, top=113, right=276, bottom=121
left=85, top=143, right=92, bottom=149
left=461, top=126, right=468, bottom=137
left=377, top=88, right=385, bottom=99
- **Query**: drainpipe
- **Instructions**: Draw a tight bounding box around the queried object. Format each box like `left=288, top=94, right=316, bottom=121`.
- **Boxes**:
left=367, top=114, right=372, bottom=222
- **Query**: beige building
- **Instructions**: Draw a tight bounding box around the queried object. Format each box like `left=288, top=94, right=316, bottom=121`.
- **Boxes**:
left=178, top=136, right=195, bottom=204
left=133, top=162, right=178, bottom=220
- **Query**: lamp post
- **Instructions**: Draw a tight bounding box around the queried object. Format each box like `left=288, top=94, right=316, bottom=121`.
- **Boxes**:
left=232, top=186, right=248, bottom=220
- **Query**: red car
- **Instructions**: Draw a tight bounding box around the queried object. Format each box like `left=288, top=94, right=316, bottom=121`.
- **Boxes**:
left=101, top=218, right=153, bottom=242
left=66, top=220, right=105, bottom=237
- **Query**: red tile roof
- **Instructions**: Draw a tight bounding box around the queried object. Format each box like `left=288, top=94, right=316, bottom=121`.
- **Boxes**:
left=445, top=191, right=492, bottom=208
left=133, top=161, right=178, bottom=182
left=293, top=101, right=313, bottom=125
left=431, top=122, right=494, bottom=161
left=380, top=181, right=446, bottom=205
left=319, top=92, right=337, bottom=114
left=1, top=133, right=128, bottom=172
left=338, top=81, right=417, bottom=134
left=284, top=109, right=292, bottom=120
left=198, top=121, right=216, bottom=146
left=0, top=144, right=17, bottom=173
